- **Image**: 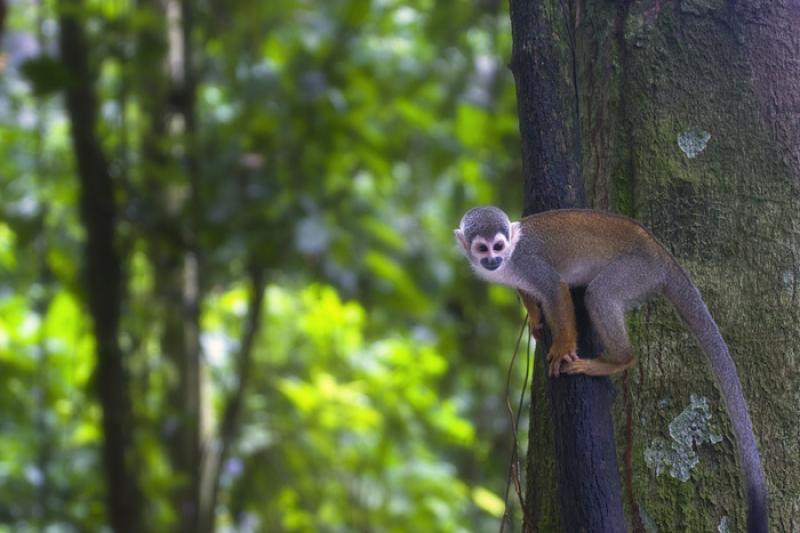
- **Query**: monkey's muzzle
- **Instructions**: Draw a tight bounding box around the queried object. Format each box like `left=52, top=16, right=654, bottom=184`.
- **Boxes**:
left=480, top=257, right=503, bottom=271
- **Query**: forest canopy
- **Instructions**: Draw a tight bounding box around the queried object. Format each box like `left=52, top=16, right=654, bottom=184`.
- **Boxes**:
left=0, top=1, right=529, bottom=531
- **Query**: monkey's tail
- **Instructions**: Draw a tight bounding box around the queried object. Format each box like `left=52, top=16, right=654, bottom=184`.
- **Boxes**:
left=663, top=266, right=768, bottom=533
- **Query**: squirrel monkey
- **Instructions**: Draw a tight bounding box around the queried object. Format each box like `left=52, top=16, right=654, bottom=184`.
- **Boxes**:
left=455, top=206, right=768, bottom=533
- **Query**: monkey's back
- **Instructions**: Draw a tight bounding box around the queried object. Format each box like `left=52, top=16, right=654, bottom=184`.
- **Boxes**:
left=513, top=209, right=673, bottom=286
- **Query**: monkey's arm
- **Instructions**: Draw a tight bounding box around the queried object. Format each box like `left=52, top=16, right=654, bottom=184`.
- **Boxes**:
left=518, top=262, right=578, bottom=376
left=518, top=290, right=543, bottom=340
left=543, top=281, right=578, bottom=376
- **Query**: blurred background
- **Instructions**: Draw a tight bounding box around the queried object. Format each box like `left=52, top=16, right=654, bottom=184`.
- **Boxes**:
left=0, top=0, right=532, bottom=531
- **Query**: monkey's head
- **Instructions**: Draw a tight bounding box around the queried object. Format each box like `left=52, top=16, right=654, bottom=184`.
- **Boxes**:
left=455, top=206, right=520, bottom=274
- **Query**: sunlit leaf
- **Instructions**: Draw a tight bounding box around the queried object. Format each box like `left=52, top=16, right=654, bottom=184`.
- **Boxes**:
left=472, top=486, right=505, bottom=517
left=363, top=251, right=429, bottom=312
left=0, top=223, right=17, bottom=269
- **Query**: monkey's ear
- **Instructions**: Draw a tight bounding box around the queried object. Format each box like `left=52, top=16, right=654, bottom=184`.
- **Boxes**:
left=509, top=221, right=521, bottom=245
left=454, top=228, right=468, bottom=252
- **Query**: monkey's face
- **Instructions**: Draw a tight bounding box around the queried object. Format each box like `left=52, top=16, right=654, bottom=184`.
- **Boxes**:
left=455, top=207, right=521, bottom=284
left=455, top=225, right=520, bottom=274
left=468, top=232, right=511, bottom=271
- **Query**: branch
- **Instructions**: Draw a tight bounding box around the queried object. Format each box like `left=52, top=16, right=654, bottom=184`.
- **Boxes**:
left=199, top=268, right=266, bottom=533
left=508, top=0, right=626, bottom=530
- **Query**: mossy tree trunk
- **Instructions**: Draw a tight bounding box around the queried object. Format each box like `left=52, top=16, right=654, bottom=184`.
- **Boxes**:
left=567, top=0, right=799, bottom=530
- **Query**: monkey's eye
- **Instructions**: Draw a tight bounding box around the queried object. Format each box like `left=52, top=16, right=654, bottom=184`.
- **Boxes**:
left=477, top=244, right=489, bottom=253
left=493, top=242, right=505, bottom=252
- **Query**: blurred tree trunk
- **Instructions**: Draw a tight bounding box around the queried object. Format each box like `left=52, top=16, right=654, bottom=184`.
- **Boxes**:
left=0, top=0, right=6, bottom=43
left=58, top=1, right=143, bottom=531
left=508, top=0, right=626, bottom=531
left=135, top=0, right=203, bottom=529
left=165, top=1, right=203, bottom=530
left=518, top=0, right=799, bottom=530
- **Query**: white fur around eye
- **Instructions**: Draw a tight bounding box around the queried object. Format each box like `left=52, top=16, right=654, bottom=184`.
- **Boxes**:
left=472, top=239, right=490, bottom=255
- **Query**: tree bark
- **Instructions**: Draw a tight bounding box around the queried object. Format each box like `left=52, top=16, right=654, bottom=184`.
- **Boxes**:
left=510, top=0, right=585, bottom=215
left=509, top=0, right=626, bottom=531
left=58, top=1, right=143, bottom=531
left=573, top=0, right=799, bottom=529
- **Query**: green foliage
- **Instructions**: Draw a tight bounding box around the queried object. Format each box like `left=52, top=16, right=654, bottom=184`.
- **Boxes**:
left=1, top=0, right=528, bottom=531
left=226, top=284, right=481, bottom=531
left=19, top=56, right=70, bottom=96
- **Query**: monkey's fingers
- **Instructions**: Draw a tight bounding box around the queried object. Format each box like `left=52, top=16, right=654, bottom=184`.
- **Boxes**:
left=546, top=352, right=557, bottom=371
left=546, top=348, right=570, bottom=361
left=546, top=352, right=559, bottom=376
left=563, top=359, right=591, bottom=375
left=547, top=351, right=577, bottom=377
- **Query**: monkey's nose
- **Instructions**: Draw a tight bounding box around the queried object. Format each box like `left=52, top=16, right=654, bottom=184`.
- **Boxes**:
left=481, top=257, right=502, bottom=271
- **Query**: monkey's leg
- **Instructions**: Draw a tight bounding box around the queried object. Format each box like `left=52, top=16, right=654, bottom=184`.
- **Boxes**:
left=564, top=258, right=662, bottom=377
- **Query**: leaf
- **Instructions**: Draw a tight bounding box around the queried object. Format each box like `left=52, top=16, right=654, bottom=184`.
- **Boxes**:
left=472, top=486, right=505, bottom=517
left=0, top=223, right=16, bottom=269
left=360, top=215, right=406, bottom=252
left=363, top=250, right=429, bottom=312
left=456, top=103, right=490, bottom=149
left=19, top=56, right=71, bottom=96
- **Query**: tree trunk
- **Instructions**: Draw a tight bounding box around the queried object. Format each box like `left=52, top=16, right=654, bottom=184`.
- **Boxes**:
left=58, top=1, right=143, bottom=531
left=573, top=0, right=799, bottom=529
left=512, top=0, right=798, bottom=530
left=0, top=0, right=6, bottom=44
left=133, top=0, right=204, bottom=528
left=509, top=0, right=626, bottom=531
left=167, top=3, right=203, bottom=527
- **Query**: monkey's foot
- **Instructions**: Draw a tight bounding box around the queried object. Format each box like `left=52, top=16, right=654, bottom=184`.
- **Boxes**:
left=547, top=349, right=577, bottom=377
left=562, top=356, right=634, bottom=377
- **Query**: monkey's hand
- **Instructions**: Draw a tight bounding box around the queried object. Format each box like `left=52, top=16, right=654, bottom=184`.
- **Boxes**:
left=547, top=344, right=577, bottom=377
left=563, top=355, right=635, bottom=377
left=528, top=319, right=544, bottom=341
